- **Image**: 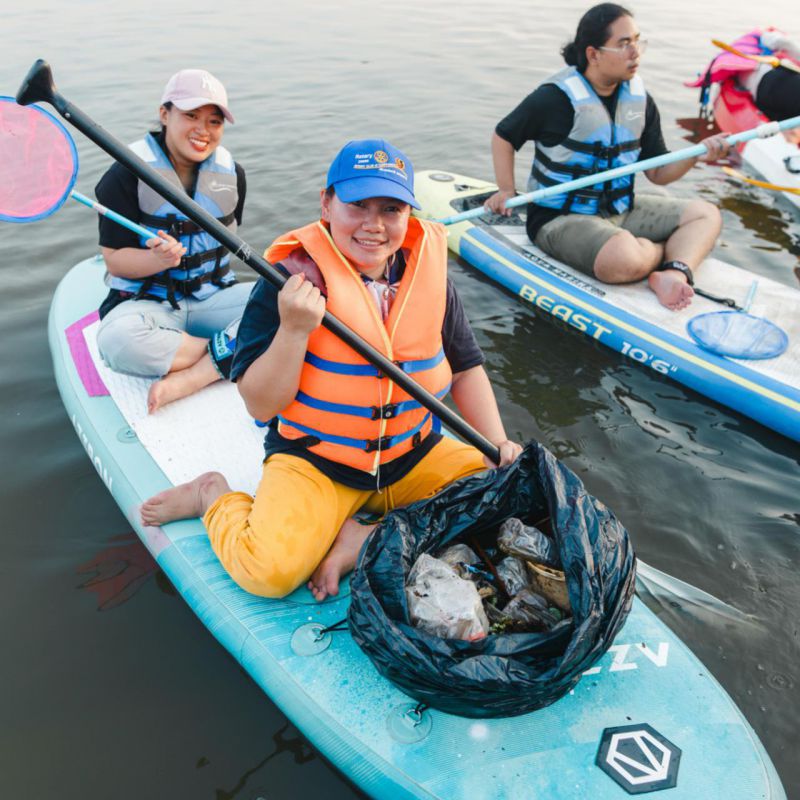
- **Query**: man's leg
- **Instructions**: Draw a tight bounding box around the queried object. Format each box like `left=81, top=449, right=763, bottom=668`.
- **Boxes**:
left=660, top=199, right=722, bottom=269
left=592, top=232, right=664, bottom=283
left=536, top=210, right=668, bottom=291
left=625, top=196, right=721, bottom=311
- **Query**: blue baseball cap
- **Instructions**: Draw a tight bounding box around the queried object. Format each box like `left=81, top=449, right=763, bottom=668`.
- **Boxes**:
left=326, top=139, right=420, bottom=209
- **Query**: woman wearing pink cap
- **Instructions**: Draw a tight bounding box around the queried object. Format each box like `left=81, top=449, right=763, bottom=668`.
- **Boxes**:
left=93, top=68, right=253, bottom=413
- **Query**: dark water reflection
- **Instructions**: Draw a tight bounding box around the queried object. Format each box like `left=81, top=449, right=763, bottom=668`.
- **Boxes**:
left=1, top=1, right=798, bottom=798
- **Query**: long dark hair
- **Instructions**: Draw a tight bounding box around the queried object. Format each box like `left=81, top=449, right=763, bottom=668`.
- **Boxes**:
left=561, top=3, right=632, bottom=72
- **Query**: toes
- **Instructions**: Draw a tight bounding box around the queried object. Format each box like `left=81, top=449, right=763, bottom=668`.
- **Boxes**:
left=312, top=585, right=327, bottom=601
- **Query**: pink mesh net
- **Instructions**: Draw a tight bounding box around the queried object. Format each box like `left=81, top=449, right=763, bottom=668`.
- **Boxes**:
left=0, top=99, right=77, bottom=220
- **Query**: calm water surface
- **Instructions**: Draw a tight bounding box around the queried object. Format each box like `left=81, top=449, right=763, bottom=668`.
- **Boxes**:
left=1, top=1, right=798, bottom=797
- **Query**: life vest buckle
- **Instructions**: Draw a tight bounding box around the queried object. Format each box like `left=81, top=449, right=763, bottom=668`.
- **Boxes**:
left=370, top=402, right=399, bottom=420
left=365, top=435, right=393, bottom=453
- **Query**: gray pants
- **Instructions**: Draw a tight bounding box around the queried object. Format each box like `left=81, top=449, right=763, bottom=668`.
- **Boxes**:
left=97, top=281, right=254, bottom=377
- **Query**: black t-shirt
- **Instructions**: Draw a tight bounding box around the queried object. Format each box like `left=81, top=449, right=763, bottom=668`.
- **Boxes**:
left=495, top=81, right=669, bottom=239
left=94, top=129, right=247, bottom=250
left=231, top=254, right=485, bottom=490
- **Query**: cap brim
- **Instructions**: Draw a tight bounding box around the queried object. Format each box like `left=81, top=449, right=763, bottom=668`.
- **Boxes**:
left=170, top=97, right=235, bottom=124
left=333, top=176, right=420, bottom=209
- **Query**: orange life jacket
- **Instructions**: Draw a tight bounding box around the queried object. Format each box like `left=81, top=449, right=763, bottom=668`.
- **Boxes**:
left=264, top=216, right=452, bottom=474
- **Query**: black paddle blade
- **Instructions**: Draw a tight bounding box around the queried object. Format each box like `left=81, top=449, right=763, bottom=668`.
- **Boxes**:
left=16, top=59, right=57, bottom=106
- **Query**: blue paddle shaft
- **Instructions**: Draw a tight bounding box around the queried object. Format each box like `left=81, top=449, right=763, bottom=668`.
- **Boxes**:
left=70, top=190, right=155, bottom=240
left=439, top=115, right=800, bottom=225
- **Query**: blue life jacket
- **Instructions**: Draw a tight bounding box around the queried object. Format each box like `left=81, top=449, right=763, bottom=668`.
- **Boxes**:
left=529, top=66, right=646, bottom=216
left=107, top=132, right=238, bottom=307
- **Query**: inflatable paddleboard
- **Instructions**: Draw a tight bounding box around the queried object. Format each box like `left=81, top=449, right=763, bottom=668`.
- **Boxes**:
left=415, top=170, right=800, bottom=443
left=713, top=79, right=800, bottom=212
left=50, top=255, right=786, bottom=799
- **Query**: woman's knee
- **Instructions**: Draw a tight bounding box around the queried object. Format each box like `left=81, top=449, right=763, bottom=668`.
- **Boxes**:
left=97, top=313, right=179, bottom=376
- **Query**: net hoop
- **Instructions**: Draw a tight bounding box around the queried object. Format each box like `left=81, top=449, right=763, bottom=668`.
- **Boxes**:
left=0, top=96, right=78, bottom=223
left=687, top=310, right=789, bottom=360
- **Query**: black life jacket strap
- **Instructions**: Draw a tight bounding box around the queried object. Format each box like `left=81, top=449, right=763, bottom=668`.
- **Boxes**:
left=133, top=263, right=235, bottom=309
left=138, top=211, right=236, bottom=237
left=179, top=245, right=228, bottom=271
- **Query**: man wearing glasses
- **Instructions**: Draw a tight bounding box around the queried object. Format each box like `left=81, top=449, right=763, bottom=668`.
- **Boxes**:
left=485, top=3, right=730, bottom=311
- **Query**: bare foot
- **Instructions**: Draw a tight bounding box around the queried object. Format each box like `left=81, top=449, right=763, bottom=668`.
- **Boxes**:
left=648, top=270, right=695, bottom=311
left=147, top=353, right=221, bottom=414
left=140, top=471, right=230, bottom=526
left=307, top=519, right=376, bottom=601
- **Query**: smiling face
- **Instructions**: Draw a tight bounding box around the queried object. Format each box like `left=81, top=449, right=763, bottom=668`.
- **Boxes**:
left=320, top=191, right=411, bottom=279
left=159, top=103, right=225, bottom=175
left=588, top=14, right=642, bottom=86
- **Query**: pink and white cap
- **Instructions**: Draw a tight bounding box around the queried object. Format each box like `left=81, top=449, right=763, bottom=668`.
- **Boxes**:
left=160, top=69, right=235, bottom=124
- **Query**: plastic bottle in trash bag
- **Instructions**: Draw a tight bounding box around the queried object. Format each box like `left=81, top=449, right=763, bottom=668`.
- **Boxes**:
left=498, top=518, right=561, bottom=568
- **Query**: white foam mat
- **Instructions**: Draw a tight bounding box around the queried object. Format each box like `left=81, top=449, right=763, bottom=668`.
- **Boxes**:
left=83, top=319, right=265, bottom=495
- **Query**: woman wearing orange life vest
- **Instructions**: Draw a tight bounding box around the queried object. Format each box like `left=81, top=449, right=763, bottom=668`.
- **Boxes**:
left=141, top=138, right=523, bottom=601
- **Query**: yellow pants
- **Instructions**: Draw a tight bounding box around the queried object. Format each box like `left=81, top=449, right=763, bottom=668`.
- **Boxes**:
left=202, top=437, right=487, bottom=598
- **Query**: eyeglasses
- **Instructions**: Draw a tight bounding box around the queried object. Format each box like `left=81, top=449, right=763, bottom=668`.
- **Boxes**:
left=599, top=38, right=648, bottom=56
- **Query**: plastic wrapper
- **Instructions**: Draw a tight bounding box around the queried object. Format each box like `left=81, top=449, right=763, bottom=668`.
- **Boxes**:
left=405, top=554, right=489, bottom=641
left=495, top=555, right=529, bottom=598
left=437, top=543, right=481, bottom=579
left=348, top=440, right=636, bottom=718
left=498, top=517, right=561, bottom=568
left=438, top=543, right=480, bottom=570
left=501, top=588, right=562, bottom=631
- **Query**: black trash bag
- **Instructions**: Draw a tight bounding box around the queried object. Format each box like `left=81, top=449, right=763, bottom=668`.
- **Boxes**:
left=348, top=440, right=636, bottom=718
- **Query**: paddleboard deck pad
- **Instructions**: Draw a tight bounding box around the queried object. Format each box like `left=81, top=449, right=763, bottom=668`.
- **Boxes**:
left=50, top=255, right=786, bottom=798
left=415, top=170, right=800, bottom=442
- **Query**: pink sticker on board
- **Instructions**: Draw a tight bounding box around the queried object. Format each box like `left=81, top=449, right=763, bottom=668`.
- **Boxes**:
left=65, top=311, right=109, bottom=397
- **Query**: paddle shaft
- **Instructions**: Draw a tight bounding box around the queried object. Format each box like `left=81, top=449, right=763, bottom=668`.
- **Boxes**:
left=17, top=60, right=501, bottom=464
left=439, top=115, right=800, bottom=225
left=711, top=38, right=800, bottom=74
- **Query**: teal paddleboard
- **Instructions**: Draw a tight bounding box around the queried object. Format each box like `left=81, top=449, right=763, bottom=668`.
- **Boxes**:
left=49, top=255, right=786, bottom=799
